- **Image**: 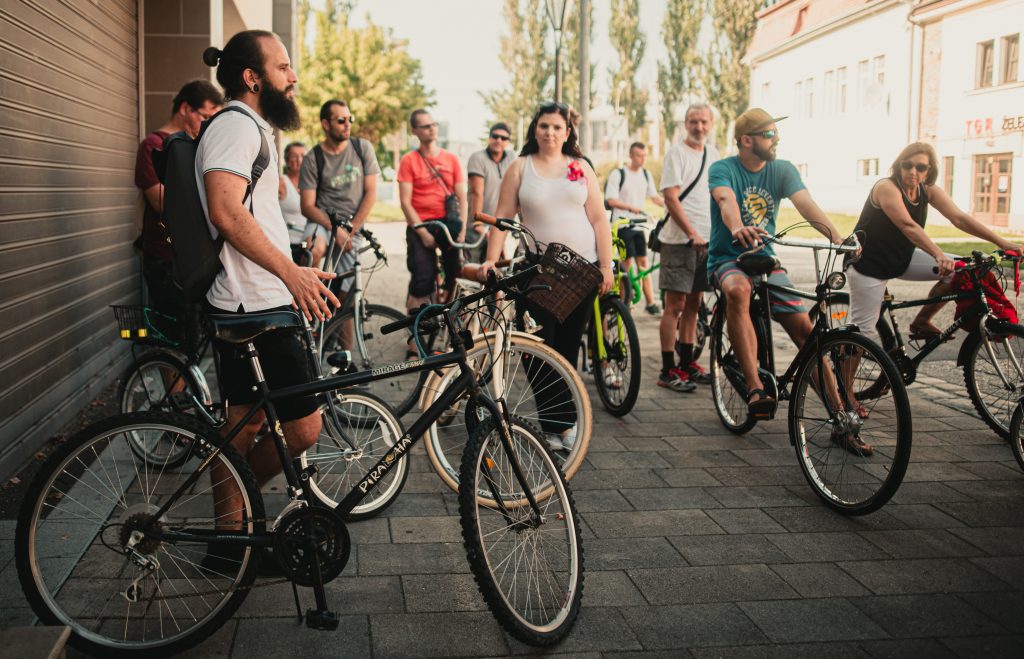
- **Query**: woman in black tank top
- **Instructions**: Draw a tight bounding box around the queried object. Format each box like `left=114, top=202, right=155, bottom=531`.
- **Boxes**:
left=847, top=142, right=1018, bottom=341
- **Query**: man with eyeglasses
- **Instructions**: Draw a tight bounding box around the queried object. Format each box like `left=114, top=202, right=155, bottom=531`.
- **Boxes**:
left=465, top=122, right=515, bottom=262
left=299, top=99, right=380, bottom=269
left=708, top=108, right=846, bottom=427
left=398, top=109, right=467, bottom=314
left=134, top=79, right=223, bottom=327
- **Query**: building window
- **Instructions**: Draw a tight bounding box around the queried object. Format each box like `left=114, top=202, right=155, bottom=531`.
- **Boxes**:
left=858, top=59, right=870, bottom=106
left=837, top=66, right=847, bottom=112
left=824, top=70, right=835, bottom=115
left=943, top=156, right=954, bottom=192
left=1001, top=34, right=1019, bottom=84
left=873, top=55, right=886, bottom=86
left=796, top=163, right=809, bottom=178
left=761, top=81, right=771, bottom=102
left=794, top=80, right=803, bottom=116
left=805, top=77, right=814, bottom=117
left=857, top=158, right=879, bottom=179
left=977, top=40, right=995, bottom=88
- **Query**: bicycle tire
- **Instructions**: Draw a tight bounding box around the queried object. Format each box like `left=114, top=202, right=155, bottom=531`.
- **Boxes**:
left=16, top=412, right=263, bottom=658
left=422, top=333, right=592, bottom=499
left=300, top=391, right=409, bottom=519
left=458, top=415, right=583, bottom=645
left=321, top=303, right=425, bottom=416
left=789, top=330, right=912, bottom=515
left=591, top=295, right=641, bottom=416
left=118, top=351, right=208, bottom=469
left=709, top=300, right=757, bottom=434
left=962, top=322, right=1024, bottom=440
left=1009, top=400, right=1024, bottom=472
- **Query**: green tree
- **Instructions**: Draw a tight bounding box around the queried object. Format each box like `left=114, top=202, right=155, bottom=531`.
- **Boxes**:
left=608, top=0, right=647, bottom=135
left=656, top=0, right=705, bottom=143
left=292, top=2, right=432, bottom=149
left=704, top=0, right=762, bottom=146
left=561, top=0, right=597, bottom=111
left=482, top=0, right=551, bottom=145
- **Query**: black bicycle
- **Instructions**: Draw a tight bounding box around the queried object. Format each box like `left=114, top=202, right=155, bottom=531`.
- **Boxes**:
left=709, top=230, right=913, bottom=514
left=16, top=263, right=583, bottom=657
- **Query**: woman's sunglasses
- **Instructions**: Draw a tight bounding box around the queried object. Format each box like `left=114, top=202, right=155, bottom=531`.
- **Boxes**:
left=900, top=161, right=930, bottom=173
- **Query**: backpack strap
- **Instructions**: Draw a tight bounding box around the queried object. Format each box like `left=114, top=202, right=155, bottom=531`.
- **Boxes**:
left=313, top=144, right=326, bottom=204
left=203, top=105, right=270, bottom=210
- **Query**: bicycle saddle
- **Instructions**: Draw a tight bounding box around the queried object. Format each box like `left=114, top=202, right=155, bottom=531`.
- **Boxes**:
left=737, top=253, right=780, bottom=277
left=207, top=310, right=302, bottom=344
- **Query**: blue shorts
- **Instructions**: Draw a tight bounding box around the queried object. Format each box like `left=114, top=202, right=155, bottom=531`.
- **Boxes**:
left=710, top=260, right=806, bottom=316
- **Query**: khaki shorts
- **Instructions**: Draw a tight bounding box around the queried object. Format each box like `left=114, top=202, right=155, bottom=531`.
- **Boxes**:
left=660, top=243, right=709, bottom=294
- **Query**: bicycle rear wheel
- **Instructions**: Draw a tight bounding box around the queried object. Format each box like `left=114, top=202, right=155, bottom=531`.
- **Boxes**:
left=592, top=295, right=641, bottom=416
left=1009, top=401, right=1024, bottom=472
left=16, top=412, right=263, bottom=658
left=458, top=415, right=583, bottom=645
left=709, top=300, right=757, bottom=434
left=300, top=391, right=409, bottom=520
left=962, top=323, right=1024, bottom=440
left=789, top=330, right=912, bottom=514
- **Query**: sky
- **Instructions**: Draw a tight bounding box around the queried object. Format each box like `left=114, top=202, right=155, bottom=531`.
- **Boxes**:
left=347, top=0, right=671, bottom=144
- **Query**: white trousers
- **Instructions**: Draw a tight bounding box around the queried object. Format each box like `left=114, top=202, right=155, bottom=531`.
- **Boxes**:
left=847, top=248, right=956, bottom=341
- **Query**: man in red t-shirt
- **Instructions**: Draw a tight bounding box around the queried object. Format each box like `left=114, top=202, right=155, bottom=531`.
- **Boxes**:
left=134, top=79, right=223, bottom=321
left=397, top=109, right=467, bottom=312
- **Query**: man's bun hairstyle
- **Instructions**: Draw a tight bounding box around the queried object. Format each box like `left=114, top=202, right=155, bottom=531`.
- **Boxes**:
left=201, top=30, right=275, bottom=99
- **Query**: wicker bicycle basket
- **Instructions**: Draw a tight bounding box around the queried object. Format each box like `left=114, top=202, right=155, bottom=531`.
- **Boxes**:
left=526, top=242, right=602, bottom=323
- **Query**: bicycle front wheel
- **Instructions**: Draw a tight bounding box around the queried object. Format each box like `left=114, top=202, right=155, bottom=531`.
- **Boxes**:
left=709, top=300, right=757, bottom=434
left=592, top=295, right=642, bottom=416
left=458, top=415, right=583, bottom=645
left=300, top=391, right=409, bottom=519
left=789, top=330, right=912, bottom=514
left=1008, top=401, right=1024, bottom=472
left=16, top=412, right=263, bottom=658
left=321, top=303, right=425, bottom=416
left=962, top=323, right=1024, bottom=440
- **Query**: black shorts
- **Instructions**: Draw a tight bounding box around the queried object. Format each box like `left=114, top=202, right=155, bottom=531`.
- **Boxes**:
left=617, top=226, right=647, bottom=259
left=209, top=304, right=319, bottom=422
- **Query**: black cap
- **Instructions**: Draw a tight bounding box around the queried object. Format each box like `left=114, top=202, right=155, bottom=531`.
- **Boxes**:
left=489, top=122, right=511, bottom=135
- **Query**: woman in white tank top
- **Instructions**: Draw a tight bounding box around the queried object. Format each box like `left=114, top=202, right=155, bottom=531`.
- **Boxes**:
left=278, top=142, right=307, bottom=244
left=479, top=102, right=613, bottom=449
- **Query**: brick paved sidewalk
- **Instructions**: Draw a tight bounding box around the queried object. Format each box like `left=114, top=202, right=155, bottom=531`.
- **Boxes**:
left=2, top=222, right=1023, bottom=657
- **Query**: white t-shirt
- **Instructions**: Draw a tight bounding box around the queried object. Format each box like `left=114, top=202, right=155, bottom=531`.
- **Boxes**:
left=195, top=101, right=292, bottom=311
left=605, top=166, right=657, bottom=220
left=659, top=141, right=719, bottom=245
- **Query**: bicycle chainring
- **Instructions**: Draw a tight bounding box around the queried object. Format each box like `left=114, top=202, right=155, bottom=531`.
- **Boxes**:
left=273, top=507, right=350, bottom=587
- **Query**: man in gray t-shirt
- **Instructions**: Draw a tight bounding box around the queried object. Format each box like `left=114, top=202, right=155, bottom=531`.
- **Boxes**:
left=465, top=122, right=514, bottom=261
left=299, top=99, right=380, bottom=282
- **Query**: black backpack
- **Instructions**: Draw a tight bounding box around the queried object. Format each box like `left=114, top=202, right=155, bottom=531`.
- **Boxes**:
left=153, top=106, right=270, bottom=303
left=603, top=167, right=650, bottom=211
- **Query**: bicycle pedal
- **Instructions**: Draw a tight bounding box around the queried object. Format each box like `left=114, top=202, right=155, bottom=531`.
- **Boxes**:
left=306, top=608, right=340, bottom=631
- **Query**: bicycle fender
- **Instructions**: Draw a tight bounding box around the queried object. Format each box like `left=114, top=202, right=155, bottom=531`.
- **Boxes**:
left=187, top=362, right=214, bottom=407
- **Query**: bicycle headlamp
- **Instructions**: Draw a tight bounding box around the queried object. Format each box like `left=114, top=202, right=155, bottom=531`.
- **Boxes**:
left=826, top=272, right=847, bottom=290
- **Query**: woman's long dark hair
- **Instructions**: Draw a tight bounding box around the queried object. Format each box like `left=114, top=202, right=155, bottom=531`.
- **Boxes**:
left=519, top=102, right=584, bottom=159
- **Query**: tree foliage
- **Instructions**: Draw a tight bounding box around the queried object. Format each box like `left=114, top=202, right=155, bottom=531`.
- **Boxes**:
left=481, top=0, right=551, bottom=145
left=292, top=0, right=432, bottom=148
left=703, top=0, right=762, bottom=146
left=656, top=0, right=705, bottom=143
left=608, top=0, right=648, bottom=136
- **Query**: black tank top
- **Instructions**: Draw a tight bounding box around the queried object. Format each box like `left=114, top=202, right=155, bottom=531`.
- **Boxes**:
left=852, top=180, right=929, bottom=279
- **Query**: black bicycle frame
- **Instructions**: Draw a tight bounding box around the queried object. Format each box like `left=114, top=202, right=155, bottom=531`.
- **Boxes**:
left=879, top=286, right=988, bottom=368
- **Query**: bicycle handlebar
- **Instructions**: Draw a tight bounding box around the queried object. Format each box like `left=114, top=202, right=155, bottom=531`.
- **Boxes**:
left=413, top=220, right=485, bottom=249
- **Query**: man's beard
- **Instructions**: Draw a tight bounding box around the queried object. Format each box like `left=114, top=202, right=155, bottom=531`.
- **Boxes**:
left=753, top=141, right=777, bottom=162
left=259, top=84, right=300, bottom=131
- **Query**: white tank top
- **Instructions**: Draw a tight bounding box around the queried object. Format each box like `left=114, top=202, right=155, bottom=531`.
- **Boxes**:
left=517, top=155, right=597, bottom=261
left=280, top=175, right=304, bottom=231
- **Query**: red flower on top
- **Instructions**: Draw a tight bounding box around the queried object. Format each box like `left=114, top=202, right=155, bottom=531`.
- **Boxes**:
left=566, top=160, right=585, bottom=182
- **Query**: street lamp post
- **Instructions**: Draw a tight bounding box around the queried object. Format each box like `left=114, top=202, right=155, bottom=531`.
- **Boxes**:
left=545, top=0, right=572, bottom=103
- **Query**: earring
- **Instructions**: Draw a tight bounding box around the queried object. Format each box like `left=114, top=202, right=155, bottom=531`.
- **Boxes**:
left=252, top=84, right=259, bottom=92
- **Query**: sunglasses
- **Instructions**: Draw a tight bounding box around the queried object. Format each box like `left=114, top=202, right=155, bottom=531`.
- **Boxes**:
left=900, top=160, right=930, bottom=173
left=539, top=101, right=570, bottom=113
left=746, top=129, right=777, bottom=140
left=415, top=122, right=438, bottom=130
left=489, top=133, right=510, bottom=141
left=332, top=117, right=354, bottom=125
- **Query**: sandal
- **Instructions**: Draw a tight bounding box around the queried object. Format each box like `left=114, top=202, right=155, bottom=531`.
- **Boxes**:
left=831, top=431, right=874, bottom=457
left=853, top=400, right=870, bottom=419
left=907, top=323, right=942, bottom=342
left=747, top=388, right=776, bottom=419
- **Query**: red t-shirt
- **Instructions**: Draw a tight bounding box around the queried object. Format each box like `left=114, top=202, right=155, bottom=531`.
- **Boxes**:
left=397, top=148, right=464, bottom=220
left=134, top=130, right=172, bottom=261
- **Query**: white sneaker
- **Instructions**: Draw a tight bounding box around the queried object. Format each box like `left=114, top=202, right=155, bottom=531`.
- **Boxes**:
left=603, top=366, right=623, bottom=390
left=545, top=434, right=565, bottom=452
left=560, top=425, right=578, bottom=451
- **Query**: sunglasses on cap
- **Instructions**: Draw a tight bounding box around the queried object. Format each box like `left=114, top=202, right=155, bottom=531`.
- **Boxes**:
left=900, top=160, right=930, bottom=173
left=539, top=101, right=569, bottom=113
left=489, top=133, right=510, bottom=141
left=746, top=129, right=777, bottom=140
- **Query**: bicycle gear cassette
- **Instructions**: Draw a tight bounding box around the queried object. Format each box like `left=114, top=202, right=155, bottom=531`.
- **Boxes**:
left=273, top=506, right=350, bottom=587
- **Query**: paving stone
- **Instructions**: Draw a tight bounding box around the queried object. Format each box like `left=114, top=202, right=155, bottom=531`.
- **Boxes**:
left=659, top=449, right=749, bottom=468
left=762, top=507, right=905, bottom=533
left=937, top=502, right=1024, bottom=527
left=769, top=563, right=873, bottom=598
left=947, top=526, right=1024, bottom=556
left=855, top=638, right=958, bottom=658
left=346, top=516, right=392, bottom=544
left=689, top=642, right=868, bottom=659
left=943, top=444, right=1018, bottom=462
left=655, top=468, right=724, bottom=487
left=858, top=529, right=985, bottom=559
left=389, top=515, right=461, bottom=543
left=970, top=557, right=1024, bottom=590
left=402, top=573, right=488, bottom=613
left=958, top=592, right=1024, bottom=633
left=357, top=542, right=469, bottom=576
left=577, top=570, right=647, bottom=607
left=233, top=616, right=369, bottom=658
left=939, top=634, right=1024, bottom=658
left=705, top=508, right=787, bottom=534
left=705, top=485, right=813, bottom=509
left=738, top=598, right=888, bottom=642
left=370, top=612, right=507, bottom=657
left=766, top=532, right=890, bottom=563
left=628, top=565, right=797, bottom=605
left=507, top=607, right=642, bottom=654
left=848, top=594, right=1003, bottom=638
left=584, top=537, right=689, bottom=570
left=900, top=462, right=984, bottom=482
left=668, top=534, right=791, bottom=566
left=954, top=462, right=1024, bottom=481
left=704, top=466, right=808, bottom=487
left=880, top=503, right=967, bottom=529
left=619, top=603, right=769, bottom=649
left=614, top=435, right=674, bottom=452
left=585, top=509, right=724, bottom=538
left=380, top=492, right=451, bottom=517
left=239, top=578, right=405, bottom=618
left=620, top=487, right=721, bottom=510
left=947, top=479, right=1024, bottom=501
left=887, top=481, right=978, bottom=505
left=905, top=446, right=963, bottom=462
left=181, top=618, right=236, bottom=657
left=571, top=468, right=667, bottom=490
left=575, top=488, right=635, bottom=512
left=587, top=451, right=674, bottom=470
left=839, top=558, right=1011, bottom=594
left=735, top=448, right=806, bottom=467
